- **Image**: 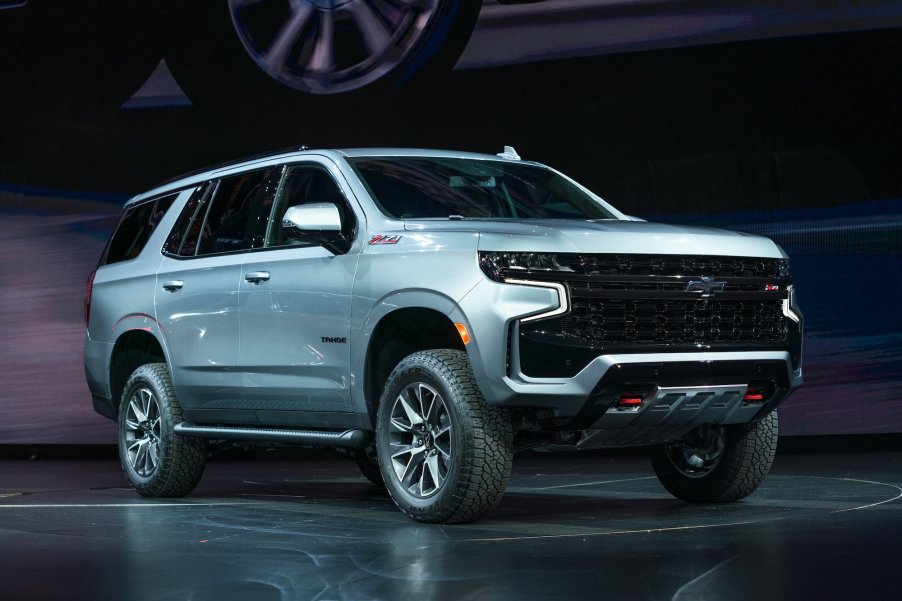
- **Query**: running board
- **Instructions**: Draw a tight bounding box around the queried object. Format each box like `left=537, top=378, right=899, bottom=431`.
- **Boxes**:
left=173, top=423, right=371, bottom=447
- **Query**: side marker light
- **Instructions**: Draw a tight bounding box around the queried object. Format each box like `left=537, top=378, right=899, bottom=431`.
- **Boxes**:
left=454, top=323, right=471, bottom=345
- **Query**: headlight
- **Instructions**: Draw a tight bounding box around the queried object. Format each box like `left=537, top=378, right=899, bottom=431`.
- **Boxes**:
left=478, top=252, right=574, bottom=282
left=478, top=252, right=572, bottom=322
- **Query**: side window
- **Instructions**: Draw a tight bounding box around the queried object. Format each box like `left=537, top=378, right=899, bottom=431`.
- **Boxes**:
left=268, top=164, right=356, bottom=248
left=102, top=193, right=176, bottom=265
left=196, top=167, right=280, bottom=256
left=162, top=182, right=215, bottom=257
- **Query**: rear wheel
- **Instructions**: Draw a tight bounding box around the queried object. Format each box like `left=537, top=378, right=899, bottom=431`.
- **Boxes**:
left=117, top=363, right=207, bottom=497
left=376, top=349, right=512, bottom=523
left=650, top=411, right=779, bottom=503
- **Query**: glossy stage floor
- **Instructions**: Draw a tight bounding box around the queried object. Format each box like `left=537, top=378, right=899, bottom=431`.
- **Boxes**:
left=1, top=449, right=900, bottom=600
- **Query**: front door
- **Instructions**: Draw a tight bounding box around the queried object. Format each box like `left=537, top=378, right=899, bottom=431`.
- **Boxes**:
left=239, top=161, right=361, bottom=424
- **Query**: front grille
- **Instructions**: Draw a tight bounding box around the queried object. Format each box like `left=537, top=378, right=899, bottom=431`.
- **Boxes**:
left=560, top=298, right=787, bottom=346
left=498, top=253, right=795, bottom=378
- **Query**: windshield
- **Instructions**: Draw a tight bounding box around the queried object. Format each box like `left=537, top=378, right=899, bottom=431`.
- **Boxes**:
left=348, top=157, right=617, bottom=220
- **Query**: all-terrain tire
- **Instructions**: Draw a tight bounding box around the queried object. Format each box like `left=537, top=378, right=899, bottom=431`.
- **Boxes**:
left=376, top=349, right=512, bottom=523
left=117, top=363, right=207, bottom=497
left=650, top=411, right=779, bottom=503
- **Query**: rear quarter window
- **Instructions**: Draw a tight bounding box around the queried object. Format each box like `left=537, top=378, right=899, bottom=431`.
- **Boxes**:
left=101, top=194, right=176, bottom=265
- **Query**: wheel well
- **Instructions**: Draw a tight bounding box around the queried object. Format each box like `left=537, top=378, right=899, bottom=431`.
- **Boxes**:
left=364, top=308, right=465, bottom=419
left=109, top=330, right=166, bottom=416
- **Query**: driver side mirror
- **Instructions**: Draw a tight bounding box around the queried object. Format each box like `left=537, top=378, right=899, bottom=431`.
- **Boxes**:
left=282, top=203, right=342, bottom=233
left=281, top=203, right=349, bottom=254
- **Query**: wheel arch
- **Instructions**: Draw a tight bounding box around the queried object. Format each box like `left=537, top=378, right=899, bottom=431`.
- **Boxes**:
left=109, top=329, right=168, bottom=416
left=362, top=301, right=466, bottom=422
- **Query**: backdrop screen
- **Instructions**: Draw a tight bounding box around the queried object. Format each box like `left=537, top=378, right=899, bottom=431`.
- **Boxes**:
left=1, top=1, right=900, bottom=442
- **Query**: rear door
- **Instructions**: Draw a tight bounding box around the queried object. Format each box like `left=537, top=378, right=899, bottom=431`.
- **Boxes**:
left=155, top=167, right=280, bottom=411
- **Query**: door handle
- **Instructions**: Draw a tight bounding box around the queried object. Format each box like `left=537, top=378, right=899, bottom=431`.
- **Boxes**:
left=244, top=271, right=271, bottom=284
left=162, top=280, right=184, bottom=292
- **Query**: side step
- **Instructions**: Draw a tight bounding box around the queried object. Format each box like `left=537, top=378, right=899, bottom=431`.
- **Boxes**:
left=173, top=423, right=372, bottom=448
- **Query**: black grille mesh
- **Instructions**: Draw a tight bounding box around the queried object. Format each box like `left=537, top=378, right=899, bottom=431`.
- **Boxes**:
left=553, top=254, right=789, bottom=278
left=560, top=298, right=787, bottom=345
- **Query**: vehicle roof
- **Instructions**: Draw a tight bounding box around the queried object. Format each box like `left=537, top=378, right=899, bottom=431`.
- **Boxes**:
left=127, top=147, right=534, bottom=206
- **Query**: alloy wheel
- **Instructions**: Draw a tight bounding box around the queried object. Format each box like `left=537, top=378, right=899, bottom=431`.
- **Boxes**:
left=124, top=386, right=162, bottom=477
left=388, top=382, right=453, bottom=498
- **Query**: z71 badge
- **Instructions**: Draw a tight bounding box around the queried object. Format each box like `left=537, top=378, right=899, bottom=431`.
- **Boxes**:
left=368, top=234, right=402, bottom=245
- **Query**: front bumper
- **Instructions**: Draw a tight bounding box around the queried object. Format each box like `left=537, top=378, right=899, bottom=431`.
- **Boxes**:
left=493, top=350, right=800, bottom=446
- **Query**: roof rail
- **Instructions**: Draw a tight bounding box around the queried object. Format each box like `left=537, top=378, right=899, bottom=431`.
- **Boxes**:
left=155, top=145, right=314, bottom=188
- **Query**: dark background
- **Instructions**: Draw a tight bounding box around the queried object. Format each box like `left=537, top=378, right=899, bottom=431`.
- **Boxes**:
left=1, top=1, right=900, bottom=442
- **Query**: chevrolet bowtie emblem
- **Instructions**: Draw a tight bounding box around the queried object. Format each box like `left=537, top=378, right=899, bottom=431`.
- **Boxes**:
left=685, top=276, right=726, bottom=297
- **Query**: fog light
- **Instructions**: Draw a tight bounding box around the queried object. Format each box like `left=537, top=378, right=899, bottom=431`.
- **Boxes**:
left=743, top=388, right=765, bottom=402
left=616, top=394, right=644, bottom=408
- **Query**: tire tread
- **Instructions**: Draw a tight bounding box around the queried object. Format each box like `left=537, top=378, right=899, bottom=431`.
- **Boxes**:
left=651, top=411, right=779, bottom=503
left=377, top=349, right=513, bottom=523
left=119, top=363, right=207, bottom=498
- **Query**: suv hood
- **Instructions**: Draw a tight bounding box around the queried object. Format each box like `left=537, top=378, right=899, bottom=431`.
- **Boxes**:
left=403, top=219, right=785, bottom=258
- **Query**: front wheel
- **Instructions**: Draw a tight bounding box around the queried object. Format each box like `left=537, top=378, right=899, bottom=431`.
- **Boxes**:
left=376, top=349, right=512, bottom=523
left=649, top=411, right=779, bottom=503
left=117, top=363, right=207, bottom=497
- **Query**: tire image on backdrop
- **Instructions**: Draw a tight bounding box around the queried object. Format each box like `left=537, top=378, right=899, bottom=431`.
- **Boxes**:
left=159, top=0, right=483, bottom=115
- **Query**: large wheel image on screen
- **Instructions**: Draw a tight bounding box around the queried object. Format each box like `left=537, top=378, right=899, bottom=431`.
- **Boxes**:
left=163, top=0, right=482, bottom=107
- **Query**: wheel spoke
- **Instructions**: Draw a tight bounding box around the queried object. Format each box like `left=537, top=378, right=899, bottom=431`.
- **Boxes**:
left=127, top=438, right=142, bottom=455
left=133, top=438, right=149, bottom=474
left=147, top=442, right=159, bottom=472
left=141, top=389, right=154, bottom=425
left=309, top=9, right=334, bottom=75
left=434, top=426, right=452, bottom=459
left=390, top=441, right=420, bottom=458
left=346, top=1, right=393, bottom=55
left=397, top=390, right=425, bottom=427
left=262, top=3, right=314, bottom=75
left=390, top=417, right=413, bottom=432
left=424, top=453, right=443, bottom=494
left=418, top=383, right=436, bottom=424
left=129, top=398, right=146, bottom=424
left=393, top=445, right=427, bottom=489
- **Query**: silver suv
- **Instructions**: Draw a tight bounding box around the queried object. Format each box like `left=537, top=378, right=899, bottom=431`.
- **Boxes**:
left=84, top=147, right=803, bottom=523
